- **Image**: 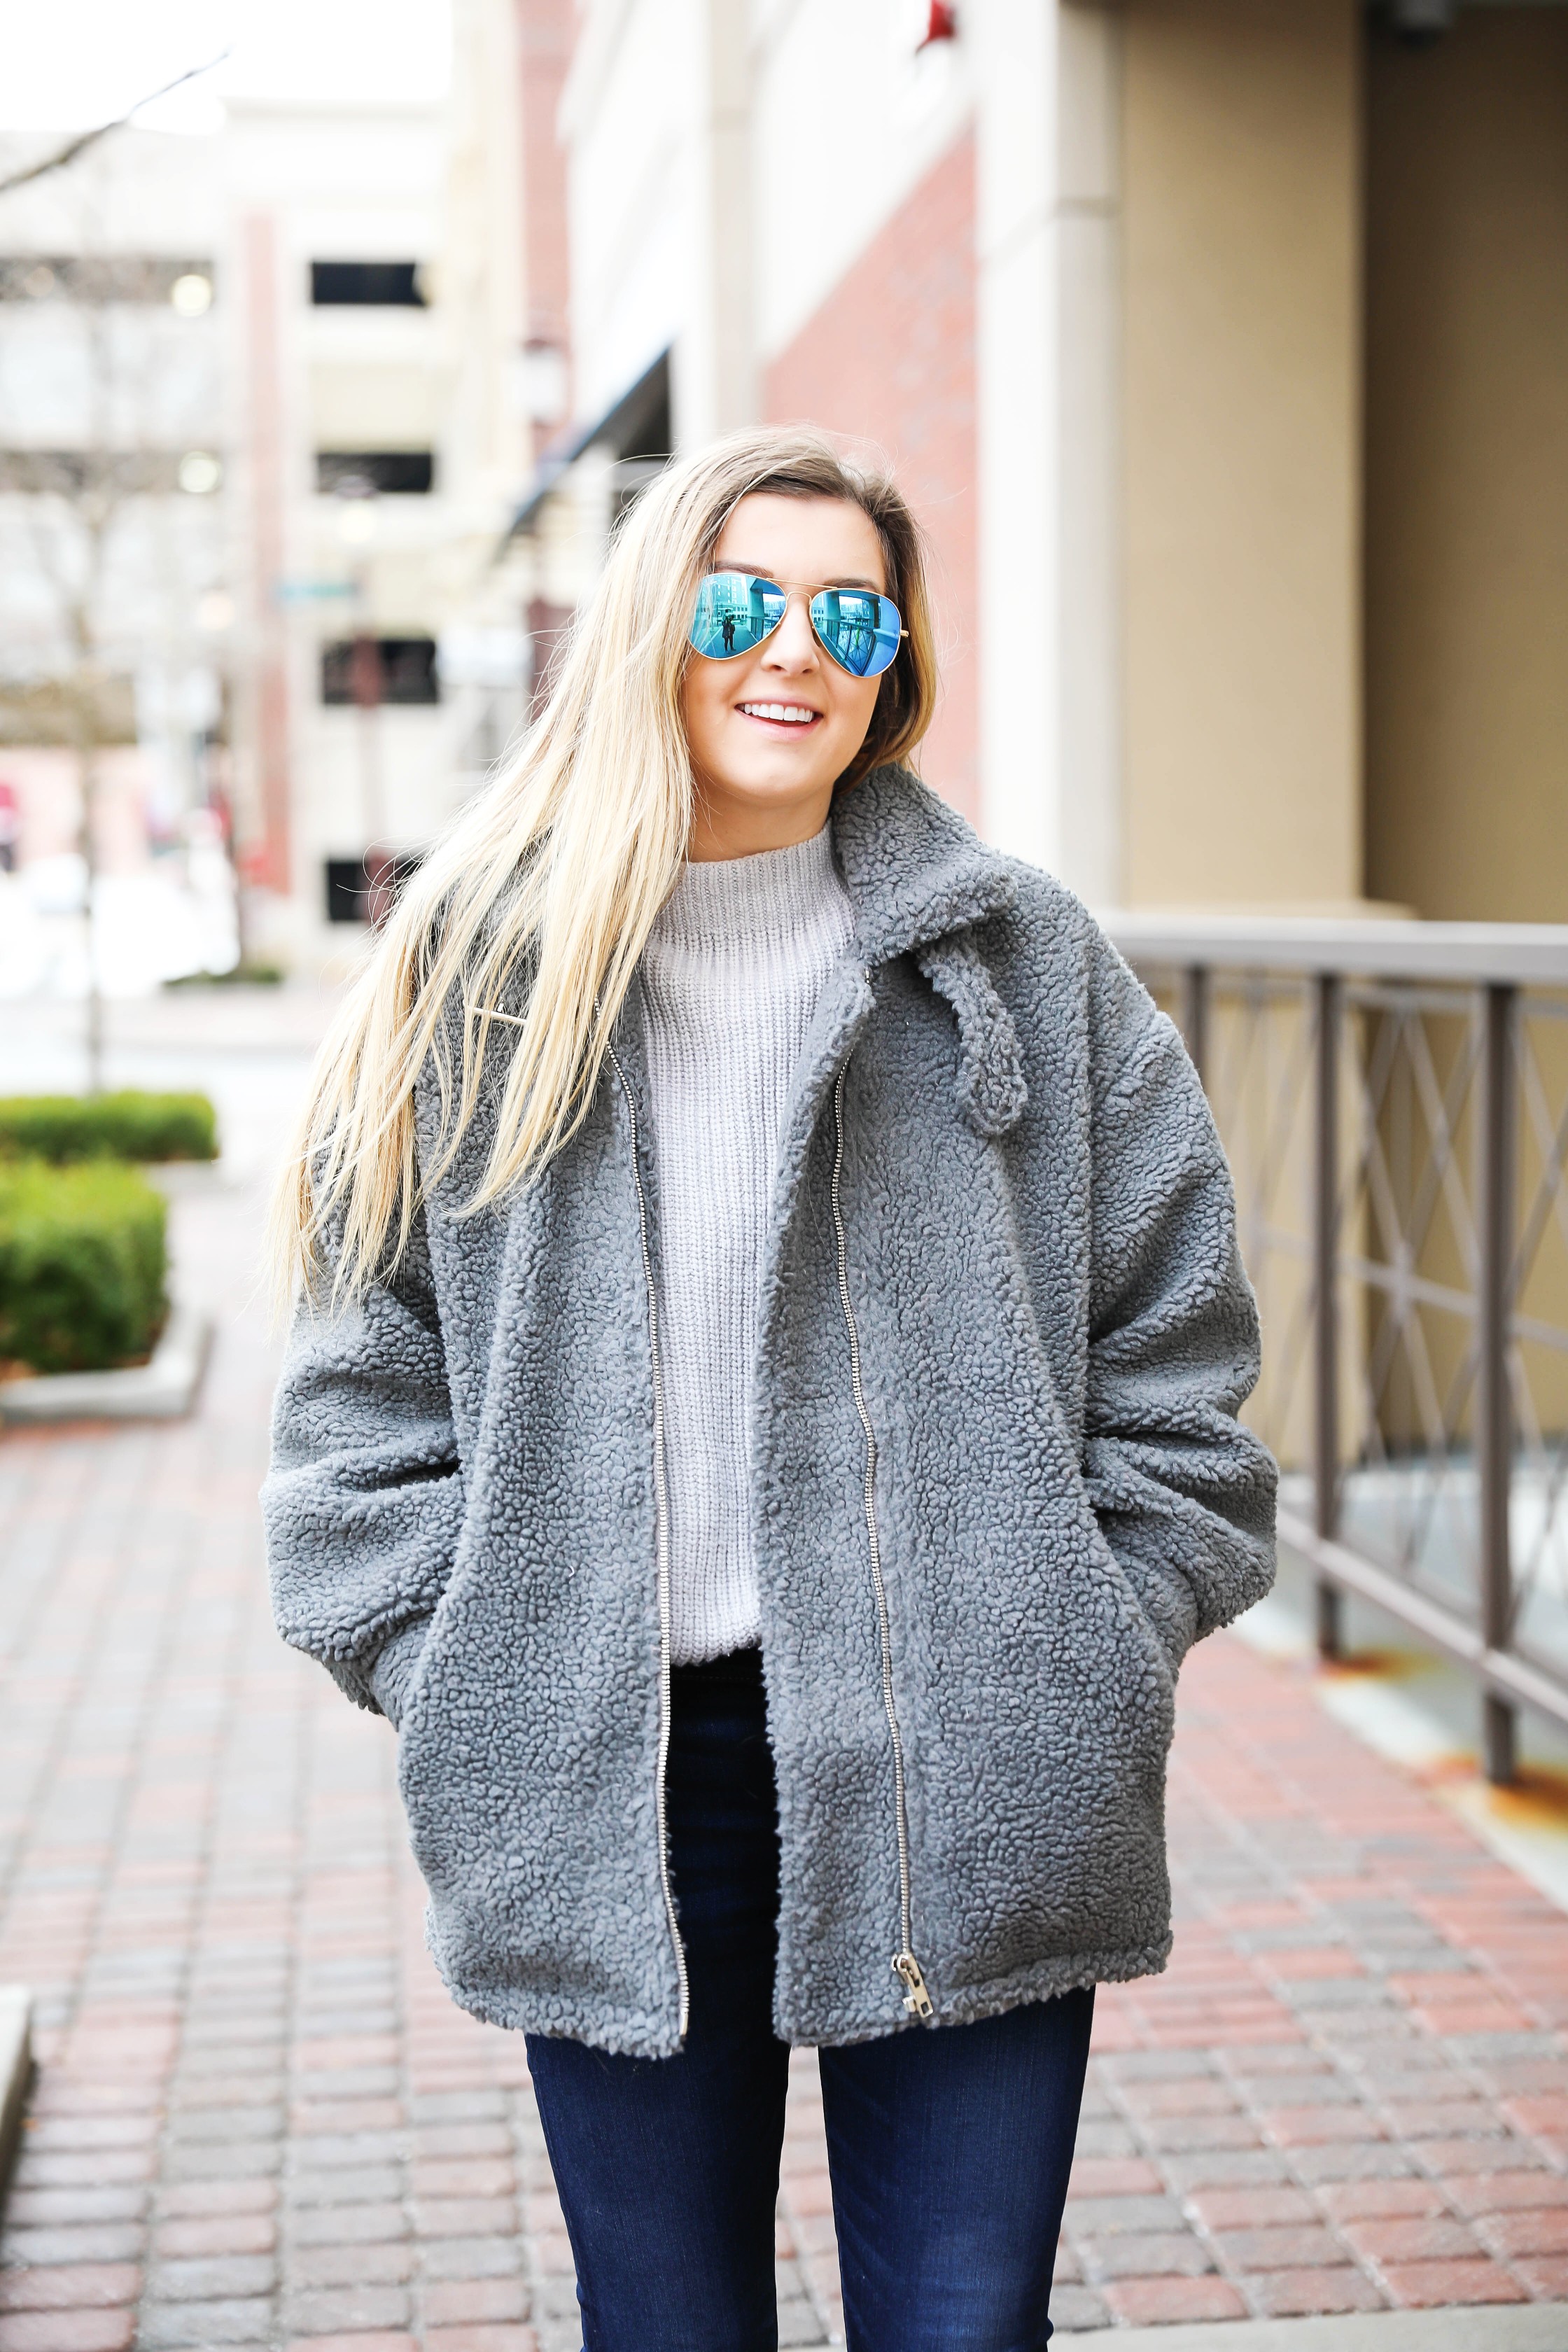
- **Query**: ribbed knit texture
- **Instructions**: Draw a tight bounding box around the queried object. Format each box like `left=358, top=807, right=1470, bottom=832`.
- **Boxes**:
left=640, top=827, right=855, bottom=1662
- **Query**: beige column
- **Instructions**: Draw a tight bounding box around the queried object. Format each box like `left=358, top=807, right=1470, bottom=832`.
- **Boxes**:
left=674, top=0, right=755, bottom=447
left=1364, top=10, right=1568, bottom=925
left=975, top=0, right=1124, bottom=900
left=1121, top=0, right=1362, bottom=909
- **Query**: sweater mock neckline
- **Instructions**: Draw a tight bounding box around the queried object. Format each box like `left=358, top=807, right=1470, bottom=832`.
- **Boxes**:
left=653, top=825, right=845, bottom=955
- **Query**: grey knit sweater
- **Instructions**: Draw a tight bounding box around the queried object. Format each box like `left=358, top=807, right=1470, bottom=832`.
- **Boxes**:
left=640, top=827, right=855, bottom=1662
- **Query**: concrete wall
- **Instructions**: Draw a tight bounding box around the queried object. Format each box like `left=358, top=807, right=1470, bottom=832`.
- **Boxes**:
left=764, top=136, right=979, bottom=822
left=1364, top=10, right=1568, bottom=925
left=1120, top=0, right=1362, bottom=909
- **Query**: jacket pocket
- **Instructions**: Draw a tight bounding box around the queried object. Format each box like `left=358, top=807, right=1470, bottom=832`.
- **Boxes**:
left=367, top=1614, right=435, bottom=1729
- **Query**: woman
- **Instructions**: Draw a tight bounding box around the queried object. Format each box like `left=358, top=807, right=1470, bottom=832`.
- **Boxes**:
left=264, top=426, right=1275, bottom=2351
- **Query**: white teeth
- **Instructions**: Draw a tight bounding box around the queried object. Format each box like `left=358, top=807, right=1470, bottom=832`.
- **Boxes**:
left=740, top=703, right=816, bottom=724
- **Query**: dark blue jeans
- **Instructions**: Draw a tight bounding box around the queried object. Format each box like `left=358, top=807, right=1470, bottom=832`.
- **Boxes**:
left=526, top=1648, right=1094, bottom=2352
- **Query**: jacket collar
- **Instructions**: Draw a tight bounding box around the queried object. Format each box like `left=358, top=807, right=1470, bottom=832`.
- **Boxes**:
left=830, top=764, right=1018, bottom=968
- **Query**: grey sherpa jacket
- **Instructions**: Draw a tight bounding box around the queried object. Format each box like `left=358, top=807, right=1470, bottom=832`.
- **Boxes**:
left=264, top=768, right=1276, bottom=2058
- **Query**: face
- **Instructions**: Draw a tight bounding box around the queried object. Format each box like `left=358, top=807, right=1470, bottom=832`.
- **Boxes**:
left=680, top=492, right=888, bottom=859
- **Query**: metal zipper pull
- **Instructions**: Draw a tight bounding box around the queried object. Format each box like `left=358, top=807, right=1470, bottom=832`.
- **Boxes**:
left=894, top=1951, right=934, bottom=2020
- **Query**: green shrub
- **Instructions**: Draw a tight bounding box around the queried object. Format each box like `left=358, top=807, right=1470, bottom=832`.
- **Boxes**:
left=0, top=1091, right=218, bottom=1165
left=0, top=1159, right=169, bottom=1375
left=164, top=962, right=285, bottom=988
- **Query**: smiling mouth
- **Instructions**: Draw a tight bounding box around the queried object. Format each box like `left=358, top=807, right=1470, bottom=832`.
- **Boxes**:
left=737, top=701, right=821, bottom=727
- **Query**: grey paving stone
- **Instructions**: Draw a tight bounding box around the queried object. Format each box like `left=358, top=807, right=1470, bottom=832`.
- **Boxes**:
left=288, top=2236, right=414, bottom=2286
left=0, top=2222, right=146, bottom=2264
left=1065, top=2196, right=1188, bottom=2236
left=284, top=2281, right=412, bottom=2332
left=293, top=2008, right=399, bottom=2036
left=1211, top=2223, right=1352, bottom=2269
left=284, top=2162, right=406, bottom=2207
left=135, top=2295, right=275, bottom=2346
left=1222, top=2045, right=1335, bottom=2076
left=166, top=2104, right=286, bottom=2143
left=1242, top=2074, right=1362, bottom=2108
left=1284, top=1981, right=1402, bottom=2010
left=146, top=2253, right=278, bottom=2301
left=418, top=2233, right=526, bottom=2280
left=1441, top=2032, right=1562, bottom=2062
left=12, top=2150, right=155, bottom=2190
left=1071, top=2121, right=1143, bottom=2159
left=1339, top=2044, right=1458, bottom=2079
left=1, top=2185, right=148, bottom=2225
left=291, top=2066, right=400, bottom=2099
left=1098, top=2051, right=1217, bottom=2082
left=161, top=2141, right=283, bottom=2185
left=778, top=2297, right=830, bottom=2345
left=167, top=2071, right=287, bottom=2110
left=286, top=2199, right=410, bottom=2247
left=1079, top=2230, right=1217, bottom=2281
left=533, top=2275, right=582, bottom=2321
left=410, top=2088, right=511, bottom=2123
left=1049, top=2283, right=1112, bottom=2332
left=1289, top=2141, right=1421, bottom=2184
left=290, top=2127, right=408, bottom=2166
left=410, top=2120, right=514, bottom=2159
left=1140, top=2114, right=1266, bottom=2153
left=1159, top=2150, right=1294, bottom=2192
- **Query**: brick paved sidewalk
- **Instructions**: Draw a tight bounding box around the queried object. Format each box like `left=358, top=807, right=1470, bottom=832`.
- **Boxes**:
left=1, top=1181, right=1566, bottom=2349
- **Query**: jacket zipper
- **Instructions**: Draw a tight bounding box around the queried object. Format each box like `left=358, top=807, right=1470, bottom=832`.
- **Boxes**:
left=606, top=1038, right=691, bottom=2042
left=830, top=1060, right=934, bottom=2024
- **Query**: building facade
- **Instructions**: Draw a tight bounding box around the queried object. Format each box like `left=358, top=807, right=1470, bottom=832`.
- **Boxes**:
left=227, top=0, right=538, bottom=969
left=524, top=0, right=1568, bottom=925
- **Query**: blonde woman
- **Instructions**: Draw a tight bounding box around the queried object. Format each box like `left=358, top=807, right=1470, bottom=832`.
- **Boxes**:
left=264, top=428, right=1275, bottom=2351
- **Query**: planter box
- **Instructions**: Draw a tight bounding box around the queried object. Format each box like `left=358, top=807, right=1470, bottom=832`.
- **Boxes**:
left=0, top=1303, right=212, bottom=1427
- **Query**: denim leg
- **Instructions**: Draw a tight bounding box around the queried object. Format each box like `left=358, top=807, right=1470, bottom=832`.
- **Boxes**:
left=525, top=1652, right=789, bottom=2352
left=819, top=1986, right=1095, bottom=2352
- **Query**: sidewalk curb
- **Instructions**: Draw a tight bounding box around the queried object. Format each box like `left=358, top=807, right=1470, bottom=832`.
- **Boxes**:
left=0, top=1985, right=31, bottom=2212
left=1058, top=2308, right=1568, bottom=2349
left=0, top=1304, right=212, bottom=1427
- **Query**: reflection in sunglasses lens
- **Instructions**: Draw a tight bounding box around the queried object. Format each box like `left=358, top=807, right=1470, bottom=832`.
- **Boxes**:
left=811, top=589, right=900, bottom=678
left=691, top=573, right=786, bottom=659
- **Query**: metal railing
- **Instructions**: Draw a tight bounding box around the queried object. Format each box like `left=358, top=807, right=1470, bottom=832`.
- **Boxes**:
left=1105, top=915, right=1568, bottom=1781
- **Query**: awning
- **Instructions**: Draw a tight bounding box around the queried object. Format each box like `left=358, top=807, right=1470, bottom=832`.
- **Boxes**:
left=502, top=349, right=671, bottom=543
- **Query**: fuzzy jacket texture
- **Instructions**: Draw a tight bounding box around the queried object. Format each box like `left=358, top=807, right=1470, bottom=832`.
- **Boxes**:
left=264, top=769, right=1278, bottom=2058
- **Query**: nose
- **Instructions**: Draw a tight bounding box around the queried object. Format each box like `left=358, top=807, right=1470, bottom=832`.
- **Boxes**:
left=762, top=591, right=819, bottom=673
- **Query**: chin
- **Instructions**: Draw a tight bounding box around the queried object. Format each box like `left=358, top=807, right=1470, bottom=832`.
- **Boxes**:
left=729, top=762, right=831, bottom=802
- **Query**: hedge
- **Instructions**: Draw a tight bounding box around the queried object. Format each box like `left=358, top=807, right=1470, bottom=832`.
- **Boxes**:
left=0, top=1159, right=169, bottom=1376
left=0, top=1091, right=218, bottom=1165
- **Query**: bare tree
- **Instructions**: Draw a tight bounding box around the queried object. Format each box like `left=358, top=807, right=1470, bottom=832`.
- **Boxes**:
left=0, top=57, right=230, bottom=200
left=0, top=175, right=226, bottom=1085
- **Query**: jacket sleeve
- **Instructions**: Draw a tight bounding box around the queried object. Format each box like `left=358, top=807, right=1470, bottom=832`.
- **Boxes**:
left=1079, top=956, right=1278, bottom=1676
left=262, top=1200, right=463, bottom=1724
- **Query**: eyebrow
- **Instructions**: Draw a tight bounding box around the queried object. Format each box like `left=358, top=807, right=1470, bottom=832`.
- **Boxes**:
left=713, top=564, right=885, bottom=592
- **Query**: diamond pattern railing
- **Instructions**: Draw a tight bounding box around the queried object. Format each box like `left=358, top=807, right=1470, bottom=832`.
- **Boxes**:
left=1107, top=918, right=1568, bottom=1782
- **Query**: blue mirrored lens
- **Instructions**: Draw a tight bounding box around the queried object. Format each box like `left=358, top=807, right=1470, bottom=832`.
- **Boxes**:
left=689, top=572, right=788, bottom=659
left=809, top=589, right=902, bottom=678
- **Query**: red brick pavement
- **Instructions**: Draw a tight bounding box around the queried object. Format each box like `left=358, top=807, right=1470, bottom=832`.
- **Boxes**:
left=1, top=1184, right=1566, bottom=2344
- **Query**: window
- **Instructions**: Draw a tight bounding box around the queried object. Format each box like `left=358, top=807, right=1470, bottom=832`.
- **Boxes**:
left=324, top=853, right=423, bottom=925
left=310, top=261, right=426, bottom=307
left=316, top=451, right=434, bottom=495
left=321, top=638, right=440, bottom=707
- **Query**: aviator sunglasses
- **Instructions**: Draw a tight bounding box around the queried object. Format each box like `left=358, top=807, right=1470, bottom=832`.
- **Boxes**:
left=689, top=570, right=906, bottom=679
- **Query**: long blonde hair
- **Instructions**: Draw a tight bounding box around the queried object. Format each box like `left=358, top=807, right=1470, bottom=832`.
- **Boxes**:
left=272, top=426, right=939, bottom=1308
